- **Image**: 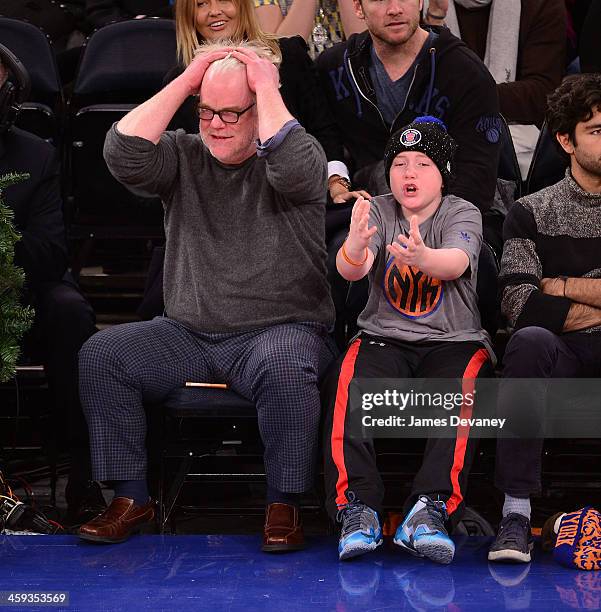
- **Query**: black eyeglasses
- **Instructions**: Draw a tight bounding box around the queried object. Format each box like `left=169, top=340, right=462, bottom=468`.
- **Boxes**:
left=198, top=103, right=255, bottom=124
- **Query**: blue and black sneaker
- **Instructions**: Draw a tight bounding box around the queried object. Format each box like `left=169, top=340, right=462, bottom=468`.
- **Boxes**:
left=337, top=498, right=383, bottom=561
left=394, top=495, right=455, bottom=564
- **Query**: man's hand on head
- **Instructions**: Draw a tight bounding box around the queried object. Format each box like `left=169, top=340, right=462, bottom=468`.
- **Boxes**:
left=230, top=48, right=279, bottom=95
left=181, top=49, right=233, bottom=96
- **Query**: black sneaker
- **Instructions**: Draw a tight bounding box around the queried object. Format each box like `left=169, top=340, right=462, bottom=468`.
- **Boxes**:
left=488, top=513, right=534, bottom=563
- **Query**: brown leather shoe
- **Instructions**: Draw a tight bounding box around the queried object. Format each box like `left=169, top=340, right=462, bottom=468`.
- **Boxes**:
left=78, top=497, right=155, bottom=544
left=262, top=502, right=304, bottom=552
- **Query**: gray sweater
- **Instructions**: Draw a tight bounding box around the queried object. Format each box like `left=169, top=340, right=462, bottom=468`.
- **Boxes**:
left=499, top=170, right=601, bottom=334
left=104, top=124, right=335, bottom=333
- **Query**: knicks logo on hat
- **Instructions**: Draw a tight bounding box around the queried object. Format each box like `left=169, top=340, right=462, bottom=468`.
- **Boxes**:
left=383, top=259, right=443, bottom=318
left=400, top=128, right=422, bottom=147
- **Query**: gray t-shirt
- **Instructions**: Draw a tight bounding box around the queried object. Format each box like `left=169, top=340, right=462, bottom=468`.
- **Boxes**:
left=359, top=193, right=494, bottom=359
left=104, top=124, right=335, bottom=333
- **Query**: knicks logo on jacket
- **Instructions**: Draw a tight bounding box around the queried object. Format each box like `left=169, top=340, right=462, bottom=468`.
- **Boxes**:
left=383, top=259, right=443, bottom=319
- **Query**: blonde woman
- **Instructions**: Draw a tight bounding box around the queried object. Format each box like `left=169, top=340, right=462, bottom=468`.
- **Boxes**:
left=168, top=0, right=343, bottom=166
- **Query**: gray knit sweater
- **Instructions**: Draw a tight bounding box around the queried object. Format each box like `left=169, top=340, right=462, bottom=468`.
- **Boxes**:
left=104, top=124, right=335, bottom=333
left=499, top=170, right=601, bottom=334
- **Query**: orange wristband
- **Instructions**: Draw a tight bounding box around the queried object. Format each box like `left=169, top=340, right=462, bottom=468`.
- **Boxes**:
left=341, top=241, right=368, bottom=266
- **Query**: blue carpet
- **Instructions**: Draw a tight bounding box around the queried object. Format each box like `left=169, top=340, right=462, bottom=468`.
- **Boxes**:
left=0, top=535, right=596, bottom=610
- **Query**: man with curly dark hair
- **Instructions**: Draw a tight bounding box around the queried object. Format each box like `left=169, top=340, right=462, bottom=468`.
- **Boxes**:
left=489, top=72, right=601, bottom=564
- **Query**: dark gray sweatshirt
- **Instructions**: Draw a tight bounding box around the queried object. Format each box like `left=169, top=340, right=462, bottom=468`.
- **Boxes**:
left=104, top=124, right=334, bottom=333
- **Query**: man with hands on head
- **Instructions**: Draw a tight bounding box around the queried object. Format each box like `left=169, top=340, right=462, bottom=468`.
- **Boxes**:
left=322, top=116, right=494, bottom=565
left=77, top=41, right=335, bottom=551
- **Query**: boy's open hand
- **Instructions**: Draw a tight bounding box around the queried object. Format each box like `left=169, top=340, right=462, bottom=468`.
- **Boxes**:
left=347, top=196, right=377, bottom=252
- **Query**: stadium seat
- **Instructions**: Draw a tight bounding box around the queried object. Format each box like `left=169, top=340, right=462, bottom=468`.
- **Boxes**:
left=477, top=240, right=501, bottom=338
left=72, top=18, right=177, bottom=106
left=0, top=17, right=63, bottom=145
left=525, top=120, right=568, bottom=196
left=66, top=19, right=177, bottom=271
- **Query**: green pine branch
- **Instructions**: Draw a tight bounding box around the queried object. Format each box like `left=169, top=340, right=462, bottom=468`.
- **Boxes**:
left=0, top=172, right=34, bottom=383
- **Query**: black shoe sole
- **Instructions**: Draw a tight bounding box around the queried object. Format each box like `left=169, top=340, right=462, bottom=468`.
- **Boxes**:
left=262, top=543, right=305, bottom=553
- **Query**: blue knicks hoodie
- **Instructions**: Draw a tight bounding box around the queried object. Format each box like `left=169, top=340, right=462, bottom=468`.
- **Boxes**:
left=316, top=26, right=501, bottom=213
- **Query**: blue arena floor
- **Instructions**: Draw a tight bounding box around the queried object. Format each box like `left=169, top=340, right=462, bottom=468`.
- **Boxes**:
left=0, top=535, right=597, bottom=611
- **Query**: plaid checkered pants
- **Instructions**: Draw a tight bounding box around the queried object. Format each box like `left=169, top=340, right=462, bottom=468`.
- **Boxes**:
left=79, top=317, right=335, bottom=492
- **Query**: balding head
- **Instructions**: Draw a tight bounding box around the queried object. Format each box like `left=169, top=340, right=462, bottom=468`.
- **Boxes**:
left=200, top=62, right=253, bottom=110
left=194, top=41, right=279, bottom=165
left=194, top=39, right=280, bottom=72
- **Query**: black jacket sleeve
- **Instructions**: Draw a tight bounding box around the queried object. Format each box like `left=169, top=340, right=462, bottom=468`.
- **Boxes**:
left=14, top=153, right=67, bottom=289
left=442, top=46, right=501, bottom=213
left=277, top=36, right=345, bottom=163
left=0, top=130, right=68, bottom=290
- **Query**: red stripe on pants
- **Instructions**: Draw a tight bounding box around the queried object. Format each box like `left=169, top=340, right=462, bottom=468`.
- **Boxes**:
left=446, top=348, right=490, bottom=515
left=331, top=339, right=362, bottom=508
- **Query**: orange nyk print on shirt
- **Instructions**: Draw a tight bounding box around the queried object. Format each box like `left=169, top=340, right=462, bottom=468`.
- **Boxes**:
left=383, top=260, right=443, bottom=319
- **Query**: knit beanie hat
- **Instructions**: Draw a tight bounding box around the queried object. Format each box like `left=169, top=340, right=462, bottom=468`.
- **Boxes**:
left=553, top=507, right=601, bottom=570
left=384, top=116, right=457, bottom=190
